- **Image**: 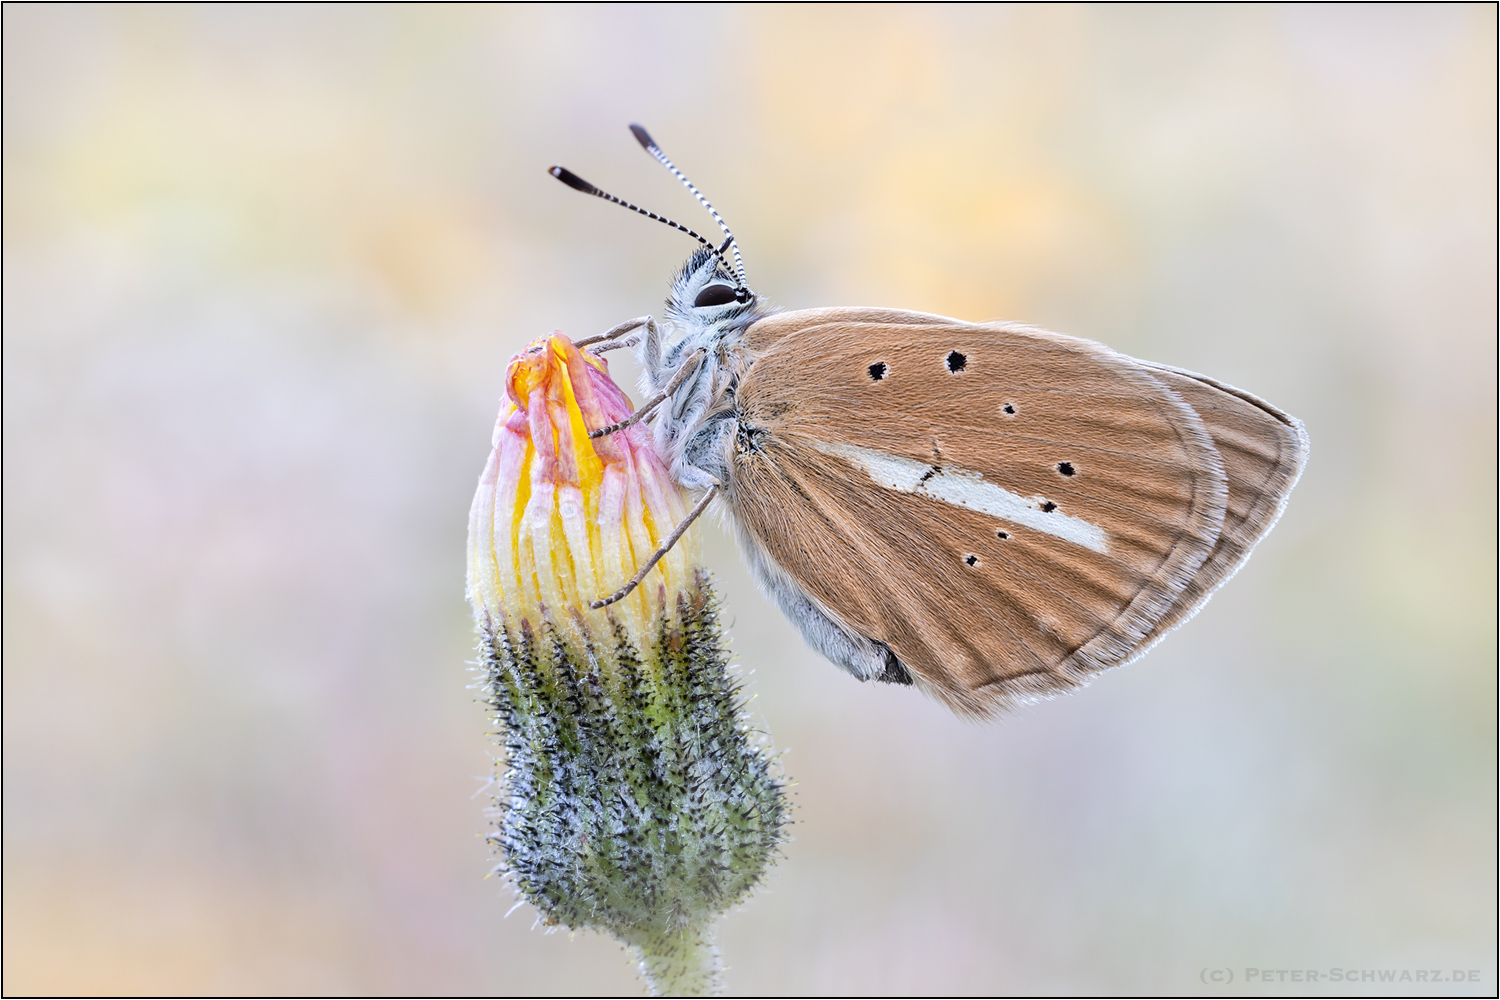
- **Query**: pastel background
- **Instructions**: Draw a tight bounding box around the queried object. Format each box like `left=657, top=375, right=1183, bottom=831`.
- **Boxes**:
left=4, top=5, right=1494, bottom=996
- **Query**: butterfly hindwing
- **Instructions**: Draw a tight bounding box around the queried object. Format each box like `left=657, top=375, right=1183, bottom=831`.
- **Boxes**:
left=1133, top=363, right=1309, bottom=647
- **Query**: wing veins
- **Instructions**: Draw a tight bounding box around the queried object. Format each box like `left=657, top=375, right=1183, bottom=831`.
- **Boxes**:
left=767, top=444, right=1057, bottom=678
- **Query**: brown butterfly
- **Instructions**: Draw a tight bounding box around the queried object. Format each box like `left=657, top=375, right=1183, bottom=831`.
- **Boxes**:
left=553, top=125, right=1308, bottom=717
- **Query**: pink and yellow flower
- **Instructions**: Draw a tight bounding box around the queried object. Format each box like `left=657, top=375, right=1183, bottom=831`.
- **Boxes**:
left=467, top=333, right=698, bottom=643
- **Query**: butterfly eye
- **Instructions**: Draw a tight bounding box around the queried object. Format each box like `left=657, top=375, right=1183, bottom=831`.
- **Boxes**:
left=694, top=283, right=739, bottom=308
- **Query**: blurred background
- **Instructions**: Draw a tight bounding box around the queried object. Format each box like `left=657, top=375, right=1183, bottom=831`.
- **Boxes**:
left=4, top=5, right=1495, bottom=996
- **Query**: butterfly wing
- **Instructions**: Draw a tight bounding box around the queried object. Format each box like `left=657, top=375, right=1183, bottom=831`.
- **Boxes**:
left=727, top=308, right=1305, bottom=715
left=1132, top=364, right=1309, bottom=647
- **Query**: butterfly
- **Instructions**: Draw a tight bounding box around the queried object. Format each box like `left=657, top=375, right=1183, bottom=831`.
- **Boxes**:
left=552, top=125, right=1308, bottom=717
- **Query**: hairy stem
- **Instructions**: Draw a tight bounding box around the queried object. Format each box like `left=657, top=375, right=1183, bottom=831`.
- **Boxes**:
left=627, top=925, right=722, bottom=997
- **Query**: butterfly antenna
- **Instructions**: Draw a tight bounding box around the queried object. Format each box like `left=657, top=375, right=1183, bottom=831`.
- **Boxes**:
left=629, top=123, right=748, bottom=286
left=548, top=166, right=731, bottom=268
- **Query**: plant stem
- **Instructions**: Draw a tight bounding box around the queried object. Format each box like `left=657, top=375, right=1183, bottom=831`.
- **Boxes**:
left=626, top=925, right=722, bottom=997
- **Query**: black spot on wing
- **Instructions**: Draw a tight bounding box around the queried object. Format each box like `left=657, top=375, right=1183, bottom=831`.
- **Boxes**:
left=868, top=362, right=888, bottom=381
left=946, top=350, right=967, bottom=373
left=964, top=554, right=979, bottom=566
left=1040, top=501, right=1057, bottom=513
left=1001, top=403, right=1016, bottom=415
left=1056, top=462, right=1075, bottom=476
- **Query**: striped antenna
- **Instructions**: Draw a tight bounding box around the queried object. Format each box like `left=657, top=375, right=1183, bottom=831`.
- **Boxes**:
left=548, top=166, right=725, bottom=261
left=629, top=124, right=748, bottom=286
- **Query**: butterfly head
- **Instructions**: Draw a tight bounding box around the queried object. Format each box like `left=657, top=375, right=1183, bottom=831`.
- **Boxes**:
left=665, top=246, right=760, bottom=329
left=549, top=125, right=766, bottom=336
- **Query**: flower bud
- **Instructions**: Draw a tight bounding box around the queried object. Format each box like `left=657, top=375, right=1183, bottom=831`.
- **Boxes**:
left=467, top=334, right=786, bottom=996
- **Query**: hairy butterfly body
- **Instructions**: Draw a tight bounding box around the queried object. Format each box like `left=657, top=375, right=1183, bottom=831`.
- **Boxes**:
left=555, top=127, right=1308, bottom=717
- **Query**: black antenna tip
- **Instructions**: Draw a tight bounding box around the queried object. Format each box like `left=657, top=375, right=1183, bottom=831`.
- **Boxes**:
left=549, top=166, right=598, bottom=195
left=628, top=123, right=657, bottom=150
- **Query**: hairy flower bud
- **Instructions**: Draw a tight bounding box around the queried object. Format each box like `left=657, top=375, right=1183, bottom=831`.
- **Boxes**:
left=467, top=334, right=786, bottom=996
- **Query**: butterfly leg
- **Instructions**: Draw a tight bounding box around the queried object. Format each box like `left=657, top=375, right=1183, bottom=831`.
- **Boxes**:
left=671, top=413, right=735, bottom=490
left=588, top=349, right=705, bottom=440
left=642, top=312, right=664, bottom=381
left=575, top=315, right=653, bottom=352
left=590, top=484, right=720, bottom=609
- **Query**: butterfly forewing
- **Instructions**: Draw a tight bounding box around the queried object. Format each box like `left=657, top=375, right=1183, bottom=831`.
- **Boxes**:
left=731, top=309, right=1251, bottom=714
